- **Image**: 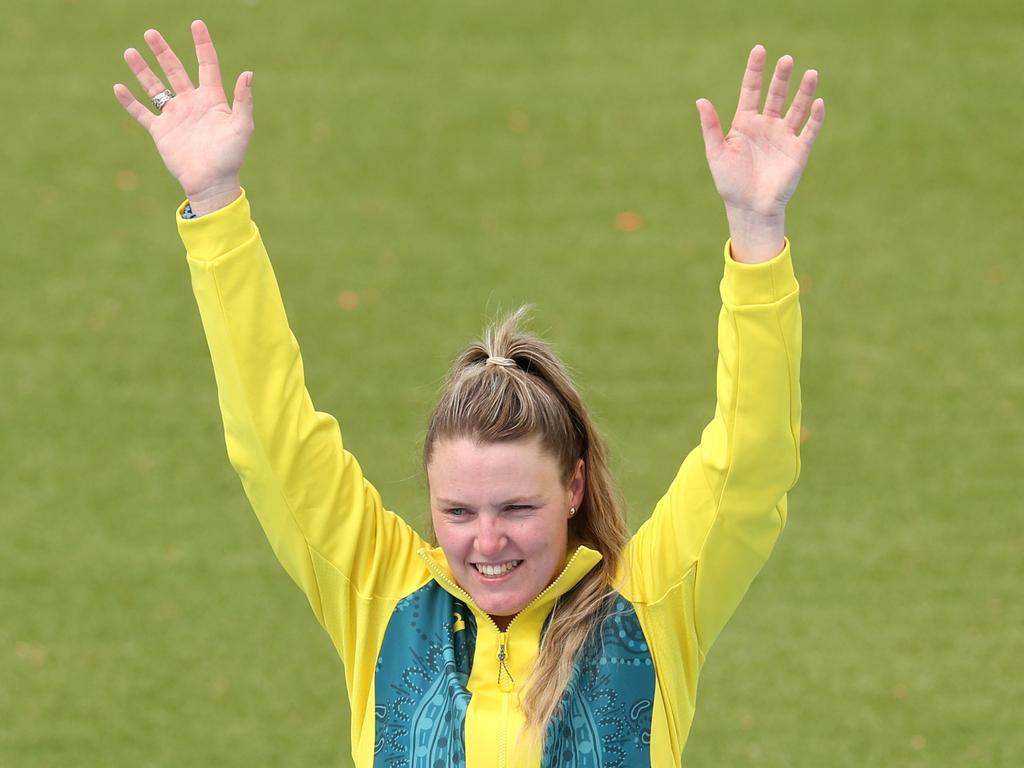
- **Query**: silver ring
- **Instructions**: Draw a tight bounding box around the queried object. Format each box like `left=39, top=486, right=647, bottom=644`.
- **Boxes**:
left=151, top=89, right=175, bottom=112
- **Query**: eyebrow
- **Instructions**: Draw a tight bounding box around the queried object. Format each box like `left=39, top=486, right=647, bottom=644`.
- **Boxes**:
left=435, top=496, right=544, bottom=507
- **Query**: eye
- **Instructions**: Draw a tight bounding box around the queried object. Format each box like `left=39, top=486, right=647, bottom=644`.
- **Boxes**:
left=444, top=508, right=468, bottom=518
left=506, top=505, right=533, bottom=512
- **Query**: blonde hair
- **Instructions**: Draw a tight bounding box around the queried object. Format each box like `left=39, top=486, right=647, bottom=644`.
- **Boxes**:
left=423, top=306, right=629, bottom=742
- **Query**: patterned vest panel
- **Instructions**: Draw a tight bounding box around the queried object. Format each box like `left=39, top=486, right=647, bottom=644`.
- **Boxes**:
left=373, top=582, right=654, bottom=767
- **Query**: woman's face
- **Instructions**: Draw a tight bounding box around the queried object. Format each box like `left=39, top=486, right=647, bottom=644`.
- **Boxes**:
left=427, top=436, right=584, bottom=628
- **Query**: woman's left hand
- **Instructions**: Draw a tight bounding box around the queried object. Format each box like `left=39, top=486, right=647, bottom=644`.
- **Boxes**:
left=697, top=45, right=825, bottom=263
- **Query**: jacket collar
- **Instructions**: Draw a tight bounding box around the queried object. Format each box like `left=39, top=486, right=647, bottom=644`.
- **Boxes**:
left=417, top=544, right=603, bottom=632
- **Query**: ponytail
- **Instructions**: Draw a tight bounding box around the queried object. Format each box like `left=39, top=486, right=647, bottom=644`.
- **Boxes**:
left=423, top=306, right=629, bottom=741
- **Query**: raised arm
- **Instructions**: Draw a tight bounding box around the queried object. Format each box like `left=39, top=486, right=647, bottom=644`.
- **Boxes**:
left=113, top=23, right=429, bottom=624
left=625, top=45, right=823, bottom=655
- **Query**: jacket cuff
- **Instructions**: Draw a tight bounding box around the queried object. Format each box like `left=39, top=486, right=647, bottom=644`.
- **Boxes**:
left=175, top=188, right=255, bottom=262
left=720, top=237, right=799, bottom=306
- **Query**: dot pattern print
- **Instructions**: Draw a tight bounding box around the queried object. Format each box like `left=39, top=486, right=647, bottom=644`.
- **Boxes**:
left=374, top=583, right=475, bottom=766
left=541, top=597, right=654, bottom=767
left=373, top=585, right=654, bottom=766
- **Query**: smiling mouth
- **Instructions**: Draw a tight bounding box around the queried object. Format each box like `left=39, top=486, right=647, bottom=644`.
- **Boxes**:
left=473, top=560, right=523, bottom=577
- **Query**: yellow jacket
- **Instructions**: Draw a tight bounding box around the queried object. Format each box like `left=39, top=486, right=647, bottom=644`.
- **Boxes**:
left=178, top=190, right=802, bottom=767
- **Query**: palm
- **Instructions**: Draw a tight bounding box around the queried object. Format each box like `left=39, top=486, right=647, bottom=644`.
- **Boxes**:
left=697, top=46, right=824, bottom=217
left=113, top=21, right=253, bottom=199
left=150, top=87, right=248, bottom=195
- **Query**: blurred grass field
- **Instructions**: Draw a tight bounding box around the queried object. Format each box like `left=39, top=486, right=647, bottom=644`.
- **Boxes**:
left=2, top=0, right=1022, bottom=765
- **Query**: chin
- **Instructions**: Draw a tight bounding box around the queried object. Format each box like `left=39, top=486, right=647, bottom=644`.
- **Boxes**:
left=471, top=591, right=528, bottom=619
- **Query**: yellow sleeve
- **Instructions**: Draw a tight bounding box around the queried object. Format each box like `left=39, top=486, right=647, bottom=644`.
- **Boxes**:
left=624, top=238, right=802, bottom=656
left=178, top=190, right=430, bottom=624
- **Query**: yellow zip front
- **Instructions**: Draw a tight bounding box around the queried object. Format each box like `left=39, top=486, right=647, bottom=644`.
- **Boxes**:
left=416, top=545, right=603, bottom=767
left=419, top=546, right=588, bottom=680
left=499, top=684, right=511, bottom=768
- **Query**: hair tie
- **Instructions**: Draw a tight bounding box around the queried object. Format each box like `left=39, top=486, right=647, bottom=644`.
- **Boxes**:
left=485, top=356, right=517, bottom=368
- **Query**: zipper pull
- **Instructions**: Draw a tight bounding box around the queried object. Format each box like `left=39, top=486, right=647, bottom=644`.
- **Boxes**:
left=497, top=634, right=514, bottom=687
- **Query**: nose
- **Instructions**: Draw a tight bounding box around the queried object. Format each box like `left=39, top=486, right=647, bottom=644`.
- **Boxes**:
left=474, top=515, right=508, bottom=558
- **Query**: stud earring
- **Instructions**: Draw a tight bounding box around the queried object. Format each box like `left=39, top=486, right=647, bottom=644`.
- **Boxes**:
left=569, top=507, right=576, bottom=517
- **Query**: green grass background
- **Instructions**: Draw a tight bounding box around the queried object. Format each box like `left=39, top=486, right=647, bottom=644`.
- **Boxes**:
left=2, top=0, right=1021, bottom=765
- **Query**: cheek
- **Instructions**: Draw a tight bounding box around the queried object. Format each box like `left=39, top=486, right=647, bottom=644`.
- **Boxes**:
left=434, top=524, right=463, bottom=552
left=521, top=517, right=567, bottom=555
left=431, top=515, right=460, bottom=550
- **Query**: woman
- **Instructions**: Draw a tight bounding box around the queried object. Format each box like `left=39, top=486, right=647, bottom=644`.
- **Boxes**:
left=114, top=20, right=823, bottom=766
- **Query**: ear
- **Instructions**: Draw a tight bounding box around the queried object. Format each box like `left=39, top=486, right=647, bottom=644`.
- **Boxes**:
left=570, top=458, right=586, bottom=510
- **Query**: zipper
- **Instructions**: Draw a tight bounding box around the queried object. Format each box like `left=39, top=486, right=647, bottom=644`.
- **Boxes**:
left=419, top=545, right=586, bottom=638
left=499, top=683, right=510, bottom=768
left=497, top=633, right=513, bottom=685
left=421, top=557, right=516, bottom=760
left=419, top=547, right=587, bottom=767
left=502, top=546, right=584, bottom=634
left=420, top=558, right=503, bottom=633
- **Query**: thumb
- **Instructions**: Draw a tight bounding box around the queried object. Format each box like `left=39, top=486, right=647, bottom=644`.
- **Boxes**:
left=695, top=98, right=725, bottom=158
left=232, top=71, right=254, bottom=125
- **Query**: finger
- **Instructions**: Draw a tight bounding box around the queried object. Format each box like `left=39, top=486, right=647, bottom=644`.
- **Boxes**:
left=113, top=83, right=155, bottom=131
left=231, top=71, right=254, bottom=127
left=143, top=28, right=195, bottom=94
left=123, top=47, right=170, bottom=99
left=799, top=98, right=826, bottom=149
left=734, top=44, right=767, bottom=116
left=763, top=55, right=794, bottom=118
left=696, top=98, right=725, bottom=158
left=191, top=19, right=223, bottom=91
left=784, top=70, right=818, bottom=131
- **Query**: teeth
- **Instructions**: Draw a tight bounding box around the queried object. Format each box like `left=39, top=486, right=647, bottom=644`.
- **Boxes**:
left=475, top=560, right=521, bottom=577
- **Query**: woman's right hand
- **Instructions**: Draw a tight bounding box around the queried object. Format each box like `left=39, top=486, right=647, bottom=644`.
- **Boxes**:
left=113, top=20, right=253, bottom=216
